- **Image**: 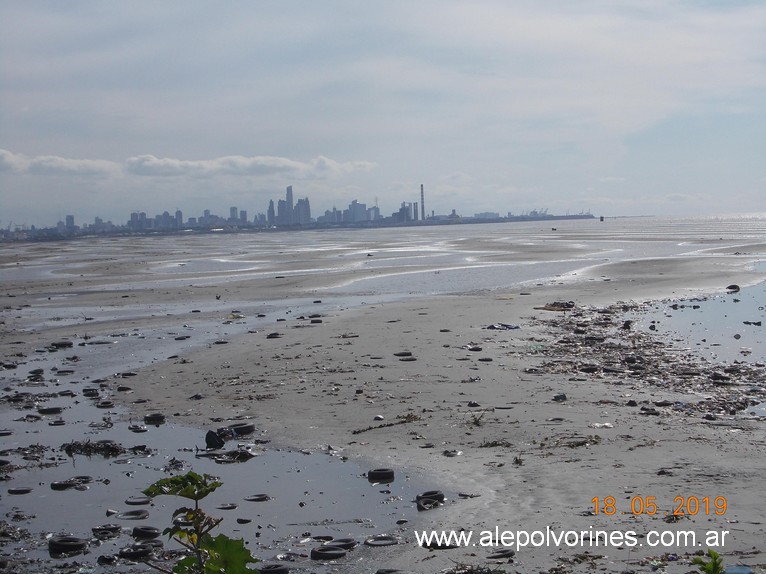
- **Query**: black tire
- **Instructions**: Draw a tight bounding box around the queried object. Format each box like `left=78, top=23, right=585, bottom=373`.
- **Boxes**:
left=8, top=486, right=32, bottom=495
left=416, top=498, right=441, bottom=511
left=364, top=535, right=399, bottom=547
left=416, top=490, right=445, bottom=503
left=71, top=475, right=93, bottom=485
left=323, top=537, right=356, bottom=550
left=50, top=480, right=75, bottom=491
left=310, top=546, right=347, bottom=561
left=48, top=535, right=88, bottom=554
left=132, top=526, right=161, bottom=539
left=125, top=496, right=152, bottom=506
left=244, top=494, right=270, bottom=502
left=259, top=565, right=290, bottom=574
left=367, top=468, right=395, bottom=483
left=118, top=543, right=154, bottom=560
left=92, top=524, right=122, bottom=539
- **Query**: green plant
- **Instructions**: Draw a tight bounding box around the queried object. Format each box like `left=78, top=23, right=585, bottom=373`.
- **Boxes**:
left=692, top=549, right=725, bottom=574
left=142, top=470, right=259, bottom=574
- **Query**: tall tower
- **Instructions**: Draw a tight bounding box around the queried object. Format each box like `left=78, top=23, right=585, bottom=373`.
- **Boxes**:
left=420, top=184, right=425, bottom=221
left=285, top=185, right=294, bottom=225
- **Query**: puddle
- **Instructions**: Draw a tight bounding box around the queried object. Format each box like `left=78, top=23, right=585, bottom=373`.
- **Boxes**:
left=1, top=408, right=434, bottom=572
left=0, top=348, right=439, bottom=573
left=632, top=281, right=766, bottom=364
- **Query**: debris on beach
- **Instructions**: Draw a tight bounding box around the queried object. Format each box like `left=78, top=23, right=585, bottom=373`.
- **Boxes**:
left=61, top=440, right=153, bottom=458
left=528, top=302, right=766, bottom=421
left=483, top=322, right=520, bottom=330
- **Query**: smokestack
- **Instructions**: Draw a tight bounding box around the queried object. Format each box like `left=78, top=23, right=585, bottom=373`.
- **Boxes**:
left=420, top=184, right=425, bottom=221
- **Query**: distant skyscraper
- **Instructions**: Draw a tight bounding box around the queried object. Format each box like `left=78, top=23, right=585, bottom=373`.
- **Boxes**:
left=230, top=207, right=238, bottom=221
left=285, top=185, right=294, bottom=225
left=294, top=198, right=311, bottom=224
left=420, top=184, right=425, bottom=221
left=277, top=199, right=289, bottom=225
left=267, top=200, right=275, bottom=226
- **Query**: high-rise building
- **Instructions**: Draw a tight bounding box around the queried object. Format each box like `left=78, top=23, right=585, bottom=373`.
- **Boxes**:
left=285, top=185, right=294, bottom=225
left=277, top=199, right=289, bottom=225
left=267, top=200, right=275, bottom=226
left=344, top=200, right=367, bottom=223
left=230, top=207, right=238, bottom=221
left=294, top=198, right=311, bottom=224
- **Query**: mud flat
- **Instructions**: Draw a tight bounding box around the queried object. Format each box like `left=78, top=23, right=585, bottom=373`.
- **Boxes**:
left=2, top=219, right=766, bottom=573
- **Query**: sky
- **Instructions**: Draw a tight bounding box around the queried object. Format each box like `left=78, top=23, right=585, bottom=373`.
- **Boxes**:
left=2, top=1, right=766, bottom=228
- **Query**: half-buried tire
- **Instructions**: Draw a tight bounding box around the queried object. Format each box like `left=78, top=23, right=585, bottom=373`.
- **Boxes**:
left=48, top=535, right=88, bottom=554
left=367, top=468, right=395, bottom=483
left=310, top=546, right=347, bottom=561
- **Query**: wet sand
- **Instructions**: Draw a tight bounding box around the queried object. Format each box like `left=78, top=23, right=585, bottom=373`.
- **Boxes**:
left=2, top=220, right=766, bottom=573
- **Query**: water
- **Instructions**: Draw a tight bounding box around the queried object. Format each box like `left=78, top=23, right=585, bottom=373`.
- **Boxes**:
left=3, top=215, right=766, bottom=570
left=633, top=282, right=766, bottom=364
left=1, top=389, right=432, bottom=571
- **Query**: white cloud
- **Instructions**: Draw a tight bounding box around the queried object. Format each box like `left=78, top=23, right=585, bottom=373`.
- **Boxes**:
left=0, top=149, right=375, bottom=181
left=0, top=149, right=118, bottom=176
left=124, top=154, right=376, bottom=179
left=29, top=155, right=119, bottom=176
left=0, top=149, right=28, bottom=171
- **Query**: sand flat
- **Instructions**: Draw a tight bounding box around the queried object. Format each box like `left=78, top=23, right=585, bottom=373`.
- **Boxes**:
left=2, top=219, right=765, bottom=573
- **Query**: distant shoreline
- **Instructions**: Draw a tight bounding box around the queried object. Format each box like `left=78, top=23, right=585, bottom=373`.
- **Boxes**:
left=1, top=212, right=596, bottom=243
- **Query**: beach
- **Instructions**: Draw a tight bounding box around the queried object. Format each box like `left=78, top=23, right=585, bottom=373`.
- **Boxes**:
left=1, top=217, right=765, bottom=573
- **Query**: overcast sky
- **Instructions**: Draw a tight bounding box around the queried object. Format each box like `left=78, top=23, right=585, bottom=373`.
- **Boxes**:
left=2, top=1, right=766, bottom=228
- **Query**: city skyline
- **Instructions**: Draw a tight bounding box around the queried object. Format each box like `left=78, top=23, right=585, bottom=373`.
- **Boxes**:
left=2, top=2, right=765, bottom=227
left=26, top=183, right=501, bottom=233
left=8, top=180, right=593, bottom=239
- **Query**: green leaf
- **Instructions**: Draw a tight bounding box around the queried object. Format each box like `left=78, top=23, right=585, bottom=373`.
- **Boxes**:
left=172, top=554, right=204, bottom=574
left=143, top=471, right=222, bottom=501
left=201, top=534, right=259, bottom=574
left=692, top=549, right=724, bottom=574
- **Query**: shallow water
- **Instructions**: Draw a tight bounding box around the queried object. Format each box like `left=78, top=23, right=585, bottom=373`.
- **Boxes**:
left=1, top=390, right=432, bottom=572
left=633, top=281, right=766, bottom=365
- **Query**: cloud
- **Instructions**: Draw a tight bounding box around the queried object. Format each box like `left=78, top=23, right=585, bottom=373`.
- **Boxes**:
left=0, top=149, right=119, bottom=176
left=29, top=155, right=119, bottom=176
left=0, top=149, right=28, bottom=172
left=125, top=154, right=376, bottom=179
left=0, top=149, right=375, bottom=181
